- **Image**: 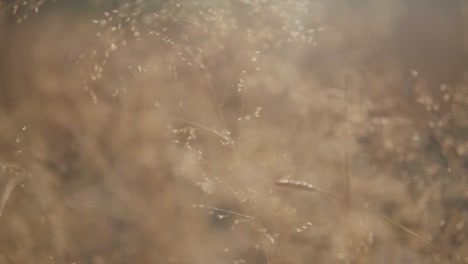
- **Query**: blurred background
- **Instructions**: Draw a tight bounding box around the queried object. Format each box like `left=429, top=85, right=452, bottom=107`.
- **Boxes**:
left=0, top=0, right=467, bottom=263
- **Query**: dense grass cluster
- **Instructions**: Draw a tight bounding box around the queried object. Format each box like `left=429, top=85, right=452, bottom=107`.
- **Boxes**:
left=0, top=1, right=467, bottom=263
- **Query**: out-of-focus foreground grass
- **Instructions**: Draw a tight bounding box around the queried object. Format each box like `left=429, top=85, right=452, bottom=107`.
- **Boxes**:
left=0, top=1, right=467, bottom=263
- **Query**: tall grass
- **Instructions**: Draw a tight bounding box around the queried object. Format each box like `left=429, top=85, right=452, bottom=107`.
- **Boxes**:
left=0, top=1, right=467, bottom=263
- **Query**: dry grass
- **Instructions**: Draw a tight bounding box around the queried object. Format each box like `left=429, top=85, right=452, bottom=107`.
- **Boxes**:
left=0, top=1, right=467, bottom=263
